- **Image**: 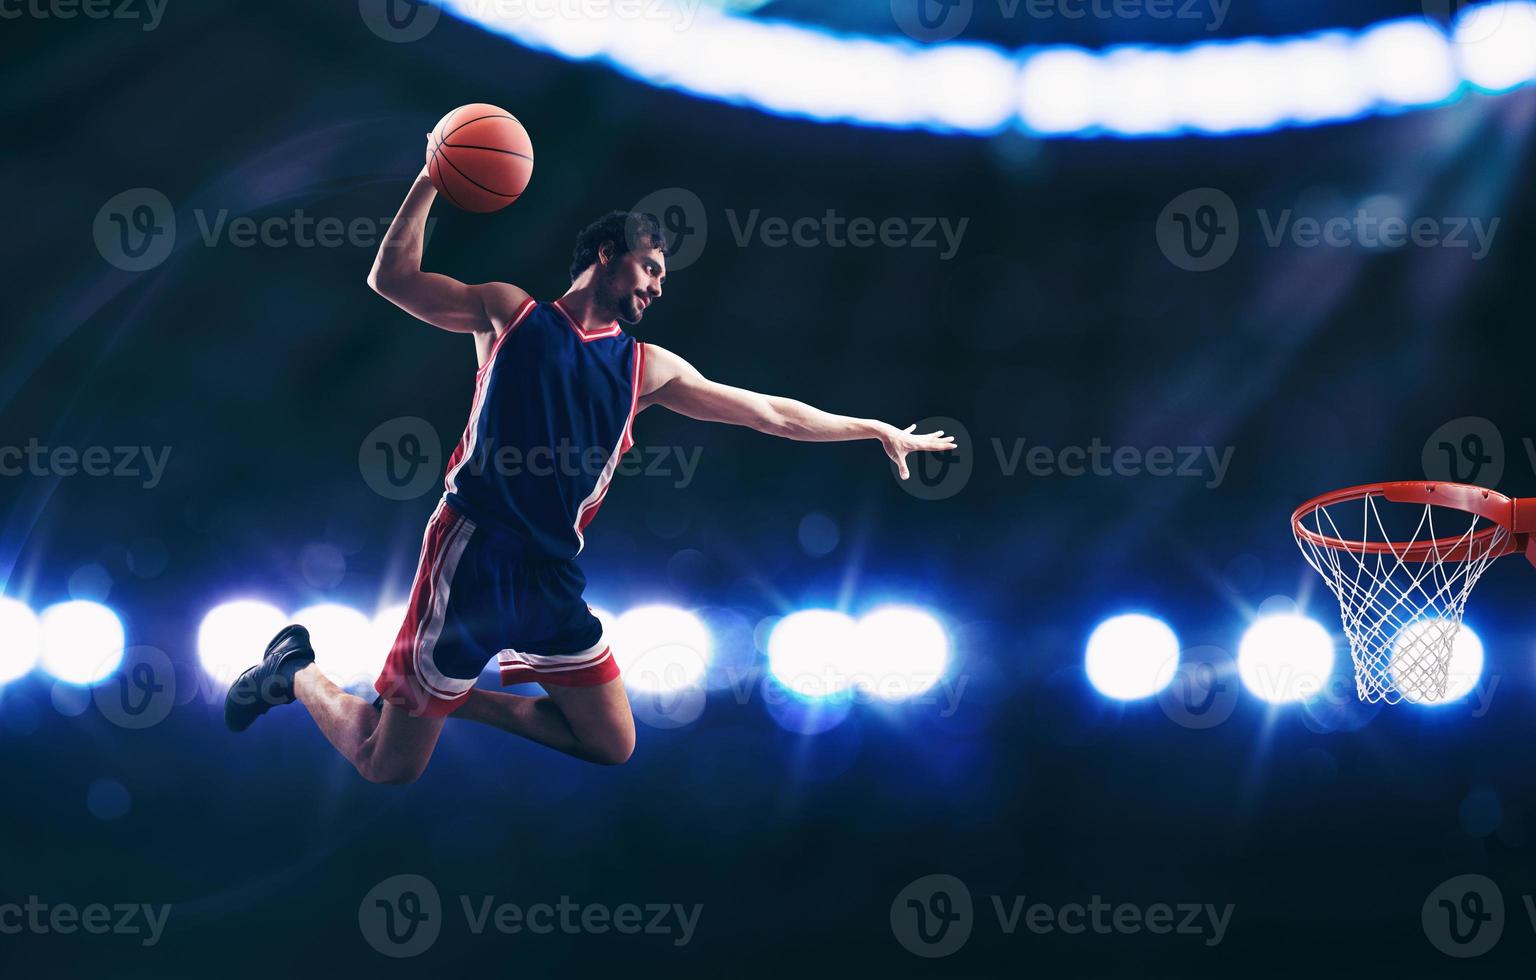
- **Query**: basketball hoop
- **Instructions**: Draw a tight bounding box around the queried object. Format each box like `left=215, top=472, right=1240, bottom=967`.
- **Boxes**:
left=1292, top=482, right=1536, bottom=704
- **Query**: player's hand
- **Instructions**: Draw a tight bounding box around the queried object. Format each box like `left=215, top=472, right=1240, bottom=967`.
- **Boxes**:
left=881, top=423, right=957, bottom=480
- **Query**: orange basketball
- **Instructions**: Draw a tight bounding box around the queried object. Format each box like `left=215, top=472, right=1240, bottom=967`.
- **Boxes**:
left=427, top=103, right=534, bottom=213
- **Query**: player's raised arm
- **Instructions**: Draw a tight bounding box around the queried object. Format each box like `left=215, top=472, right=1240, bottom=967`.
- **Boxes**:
left=639, top=343, right=956, bottom=479
left=366, top=157, right=529, bottom=336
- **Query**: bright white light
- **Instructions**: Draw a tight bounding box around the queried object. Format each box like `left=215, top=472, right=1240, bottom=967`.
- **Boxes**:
left=1084, top=614, right=1180, bottom=701
left=853, top=606, right=949, bottom=702
left=767, top=610, right=859, bottom=699
left=197, top=600, right=288, bottom=687
left=1278, top=32, right=1373, bottom=124
left=1238, top=614, right=1335, bottom=704
left=371, top=603, right=410, bottom=671
left=1097, top=47, right=1179, bottom=136
left=0, top=598, right=41, bottom=685
left=1391, top=620, right=1485, bottom=705
left=293, top=603, right=376, bottom=691
left=1356, top=19, right=1460, bottom=107
left=39, top=601, right=124, bottom=686
left=612, top=605, right=712, bottom=694
left=1455, top=2, right=1536, bottom=92
left=436, top=0, right=1535, bottom=138
left=1018, top=47, right=1101, bottom=134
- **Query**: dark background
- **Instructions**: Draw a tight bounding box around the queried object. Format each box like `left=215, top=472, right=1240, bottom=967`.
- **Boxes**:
left=5, top=1, right=1536, bottom=975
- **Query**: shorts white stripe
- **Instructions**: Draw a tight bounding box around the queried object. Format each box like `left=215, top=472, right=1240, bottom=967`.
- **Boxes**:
left=412, top=515, right=479, bottom=699
left=497, top=635, right=610, bottom=671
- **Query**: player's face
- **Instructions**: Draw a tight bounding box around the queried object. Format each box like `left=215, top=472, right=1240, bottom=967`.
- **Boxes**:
left=605, top=245, right=667, bottom=324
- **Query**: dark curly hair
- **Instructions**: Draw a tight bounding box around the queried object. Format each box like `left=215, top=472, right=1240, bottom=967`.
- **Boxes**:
left=569, top=210, right=668, bottom=282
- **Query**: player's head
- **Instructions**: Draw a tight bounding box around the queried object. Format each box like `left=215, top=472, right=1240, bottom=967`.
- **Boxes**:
left=569, top=211, right=668, bottom=324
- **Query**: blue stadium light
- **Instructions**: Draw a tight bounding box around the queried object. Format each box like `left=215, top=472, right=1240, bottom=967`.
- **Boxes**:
left=1391, top=621, right=1485, bottom=706
left=853, top=605, right=949, bottom=702
left=197, top=600, right=289, bottom=689
left=612, top=604, right=713, bottom=694
left=434, top=1, right=1536, bottom=138
left=0, top=597, right=41, bottom=686
left=292, top=603, right=378, bottom=693
left=1084, top=613, right=1179, bottom=701
left=1237, top=614, right=1335, bottom=704
left=38, top=601, right=124, bottom=686
left=767, top=610, right=859, bottom=700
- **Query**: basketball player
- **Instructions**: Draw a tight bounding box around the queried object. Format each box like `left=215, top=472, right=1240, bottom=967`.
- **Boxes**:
left=223, top=156, right=956, bottom=783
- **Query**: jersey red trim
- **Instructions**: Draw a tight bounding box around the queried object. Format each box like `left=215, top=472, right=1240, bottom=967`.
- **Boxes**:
left=551, top=299, right=624, bottom=342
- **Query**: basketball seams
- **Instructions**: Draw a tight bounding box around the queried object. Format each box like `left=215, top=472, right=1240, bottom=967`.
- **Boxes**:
left=437, top=144, right=521, bottom=202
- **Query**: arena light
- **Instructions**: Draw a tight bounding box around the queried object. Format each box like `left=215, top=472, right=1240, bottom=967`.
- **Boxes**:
left=1455, top=2, right=1536, bottom=93
left=1084, top=614, right=1179, bottom=701
left=38, top=601, right=124, bottom=686
left=293, top=603, right=378, bottom=692
left=1390, top=620, right=1485, bottom=706
left=433, top=1, right=1529, bottom=138
left=1237, top=614, right=1335, bottom=704
left=0, top=598, right=42, bottom=685
left=198, top=600, right=289, bottom=688
left=853, top=606, right=949, bottom=702
left=612, top=605, right=712, bottom=694
left=767, top=610, right=859, bottom=699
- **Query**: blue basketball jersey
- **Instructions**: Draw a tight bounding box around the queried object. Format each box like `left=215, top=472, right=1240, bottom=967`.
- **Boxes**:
left=443, top=298, right=643, bottom=560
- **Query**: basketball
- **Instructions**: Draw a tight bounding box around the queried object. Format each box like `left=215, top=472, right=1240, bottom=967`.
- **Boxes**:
left=426, top=103, right=534, bottom=213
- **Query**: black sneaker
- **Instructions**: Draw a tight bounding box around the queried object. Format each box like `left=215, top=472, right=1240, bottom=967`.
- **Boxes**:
left=224, top=625, right=316, bottom=732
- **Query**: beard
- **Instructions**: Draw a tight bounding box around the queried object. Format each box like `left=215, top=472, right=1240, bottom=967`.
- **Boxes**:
left=616, top=291, right=647, bottom=325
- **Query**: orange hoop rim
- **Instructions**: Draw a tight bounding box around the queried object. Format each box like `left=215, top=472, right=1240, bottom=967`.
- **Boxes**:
left=1292, top=481, right=1525, bottom=563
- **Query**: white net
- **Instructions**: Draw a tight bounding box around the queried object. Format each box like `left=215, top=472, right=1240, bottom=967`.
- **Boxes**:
left=1294, top=493, right=1508, bottom=704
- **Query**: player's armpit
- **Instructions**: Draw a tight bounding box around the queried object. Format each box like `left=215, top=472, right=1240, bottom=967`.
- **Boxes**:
left=367, top=272, right=530, bottom=336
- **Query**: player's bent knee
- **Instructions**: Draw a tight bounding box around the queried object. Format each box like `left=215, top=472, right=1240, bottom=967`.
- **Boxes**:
left=587, top=724, right=636, bottom=766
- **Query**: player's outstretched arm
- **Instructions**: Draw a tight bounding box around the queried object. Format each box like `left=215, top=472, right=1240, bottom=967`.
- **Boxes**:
left=639, top=344, right=956, bottom=480
left=366, top=158, right=529, bottom=335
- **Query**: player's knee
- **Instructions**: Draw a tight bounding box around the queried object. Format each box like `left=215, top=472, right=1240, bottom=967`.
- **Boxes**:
left=357, top=744, right=428, bottom=785
left=590, top=727, right=636, bottom=766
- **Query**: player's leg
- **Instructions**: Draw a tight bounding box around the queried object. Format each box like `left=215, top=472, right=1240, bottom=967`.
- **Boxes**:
left=454, top=679, right=634, bottom=765
left=293, top=664, right=446, bottom=784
